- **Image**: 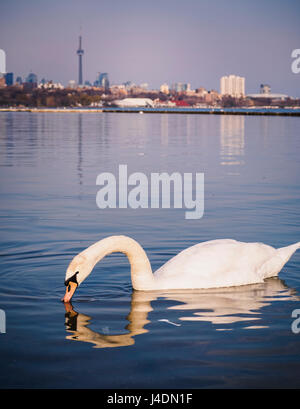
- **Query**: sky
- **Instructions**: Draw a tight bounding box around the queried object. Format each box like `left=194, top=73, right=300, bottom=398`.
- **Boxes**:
left=0, top=0, right=300, bottom=96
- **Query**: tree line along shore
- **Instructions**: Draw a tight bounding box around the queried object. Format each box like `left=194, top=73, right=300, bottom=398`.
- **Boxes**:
left=0, top=86, right=300, bottom=110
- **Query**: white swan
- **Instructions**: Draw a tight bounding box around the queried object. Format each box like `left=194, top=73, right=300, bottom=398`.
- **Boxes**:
left=62, top=235, right=300, bottom=302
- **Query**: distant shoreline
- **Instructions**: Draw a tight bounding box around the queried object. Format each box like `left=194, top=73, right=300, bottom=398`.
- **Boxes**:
left=1, top=107, right=300, bottom=116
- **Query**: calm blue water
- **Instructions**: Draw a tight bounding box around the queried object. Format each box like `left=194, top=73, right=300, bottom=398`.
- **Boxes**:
left=0, top=112, right=300, bottom=389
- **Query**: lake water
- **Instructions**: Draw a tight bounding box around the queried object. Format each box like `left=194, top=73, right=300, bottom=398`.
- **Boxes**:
left=0, top=112, right=300, bottom=389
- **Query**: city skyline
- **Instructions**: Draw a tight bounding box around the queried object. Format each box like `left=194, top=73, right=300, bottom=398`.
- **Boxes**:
left=0, top=0, right=300, bottom=96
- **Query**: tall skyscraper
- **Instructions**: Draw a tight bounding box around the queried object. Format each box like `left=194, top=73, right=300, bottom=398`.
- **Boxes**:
left=26, top=72, right=38, bottom=84
left=99, top=73, right=109, bottom=90
left=5, top=72, right=13, bottom=86
left=77, top=35, right=84, bottom=86
left=220, top=75, right=245, bottom=97
left=94, top=72, right=110, bottom=90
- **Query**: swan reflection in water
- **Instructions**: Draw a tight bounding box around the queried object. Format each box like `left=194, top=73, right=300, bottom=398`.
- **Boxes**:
left=63, top=277, right=299, bottom=348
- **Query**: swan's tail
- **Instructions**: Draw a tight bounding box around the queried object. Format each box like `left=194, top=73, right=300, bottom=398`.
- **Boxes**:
left=277, top=242, right=300, bottom=263
left=259, top=242, right=300, bottom=279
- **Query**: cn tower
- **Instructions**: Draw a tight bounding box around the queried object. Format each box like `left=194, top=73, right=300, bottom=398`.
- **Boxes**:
left=77, top=35, right=84, bottom=86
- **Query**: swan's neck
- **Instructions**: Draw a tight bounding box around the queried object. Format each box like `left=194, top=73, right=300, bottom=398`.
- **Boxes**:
left=80, top=236, right=154, bottom=290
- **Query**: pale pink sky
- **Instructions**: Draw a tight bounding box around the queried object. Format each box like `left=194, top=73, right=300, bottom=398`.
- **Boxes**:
left=0, top=0, right=300, bottom=96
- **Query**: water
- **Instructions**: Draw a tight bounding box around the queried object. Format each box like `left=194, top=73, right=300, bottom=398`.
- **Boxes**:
left=0, top=112, right=299, bottom=389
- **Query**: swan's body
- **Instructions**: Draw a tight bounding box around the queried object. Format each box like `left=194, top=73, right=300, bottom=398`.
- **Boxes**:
left=62, top=236, right=300, bottom=302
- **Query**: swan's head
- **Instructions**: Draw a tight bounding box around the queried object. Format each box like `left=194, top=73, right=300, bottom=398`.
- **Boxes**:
left=62, top=253, right=91, bottom=302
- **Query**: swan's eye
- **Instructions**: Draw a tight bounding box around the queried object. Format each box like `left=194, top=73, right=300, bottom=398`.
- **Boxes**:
left=65, top=271, right=79, bottom=287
